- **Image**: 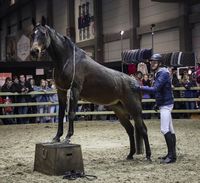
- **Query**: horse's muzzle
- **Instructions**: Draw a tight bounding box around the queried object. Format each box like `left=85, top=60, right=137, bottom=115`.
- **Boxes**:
left=30, top=48, right=39, bottom=58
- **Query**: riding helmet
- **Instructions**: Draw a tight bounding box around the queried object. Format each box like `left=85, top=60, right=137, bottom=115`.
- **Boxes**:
left=149, top=53, right=163, bottom=62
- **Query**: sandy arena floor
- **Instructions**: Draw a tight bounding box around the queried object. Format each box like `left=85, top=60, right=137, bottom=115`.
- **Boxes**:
left=0, top=119, right=200, bottom=183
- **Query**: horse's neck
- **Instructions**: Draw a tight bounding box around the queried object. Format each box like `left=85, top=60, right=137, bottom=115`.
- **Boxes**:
left=47, top=29, right=73, bottom=69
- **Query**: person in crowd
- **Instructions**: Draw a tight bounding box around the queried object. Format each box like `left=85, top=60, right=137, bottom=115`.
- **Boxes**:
left=181, top=73, right=197, bottom=112
left=131, top=53, right=176, bottom=164
left=1, top=77, right=14, bottom=124
left=11, top=76, right=21, bottom=124
left=134, top=71, right=143, bottom=85
left=36, top=79, right=50, bottom=123
left=27, top=78, right=38, bottom=123
left=17, top=75, right=33, bottom=124
left=171, top=69, right=181, bottom=118
left=49, top=80, right=59, bottom=123
left=142, top=74, right=152, bottom=119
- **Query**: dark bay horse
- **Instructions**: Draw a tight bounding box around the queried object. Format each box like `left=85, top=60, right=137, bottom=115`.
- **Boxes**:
left=30, top=17, right=151, bottom=160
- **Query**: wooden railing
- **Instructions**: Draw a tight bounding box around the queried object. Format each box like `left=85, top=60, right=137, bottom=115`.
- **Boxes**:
left=0, top=87, right=199, bottom=119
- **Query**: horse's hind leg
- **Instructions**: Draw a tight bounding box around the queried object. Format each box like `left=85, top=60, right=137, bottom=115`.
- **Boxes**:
left=111, top=103, right=136, bottom=160
left=135, top=116, right=151, bottom=160
left=124, top=99, right=151, bottom=160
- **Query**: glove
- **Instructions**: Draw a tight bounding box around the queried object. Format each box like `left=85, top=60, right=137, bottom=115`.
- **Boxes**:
left=184, top=84, right=191, bottom=90
left=130, top=80, right=141, bottom=91
left=152, top=104, right=159, bottom=112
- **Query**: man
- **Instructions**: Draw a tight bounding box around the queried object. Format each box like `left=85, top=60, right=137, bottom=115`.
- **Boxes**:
left=131, top=53, right=176, bottom=164
left=17, top=75, right=33, bottom=124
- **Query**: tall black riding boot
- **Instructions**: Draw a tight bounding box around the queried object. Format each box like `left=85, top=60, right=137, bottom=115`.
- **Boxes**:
left=172, top=133, right=177, bottom=161
left=160, top=132, right=175, bottom=164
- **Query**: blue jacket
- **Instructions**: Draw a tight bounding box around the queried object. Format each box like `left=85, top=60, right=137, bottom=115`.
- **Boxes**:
left=140, top=67, right=174, bottom=107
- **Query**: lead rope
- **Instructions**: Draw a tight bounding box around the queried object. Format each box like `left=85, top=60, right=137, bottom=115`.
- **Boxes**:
left=66, top=45, right=76, bottom=115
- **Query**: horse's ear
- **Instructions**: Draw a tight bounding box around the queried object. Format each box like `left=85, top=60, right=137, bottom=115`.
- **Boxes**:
left=32, top=18, right=36, bottom=27
left=41, top=16, right=46, bottom=26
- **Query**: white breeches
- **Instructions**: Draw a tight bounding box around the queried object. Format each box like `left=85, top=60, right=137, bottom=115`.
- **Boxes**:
left=159, top=104, right=175, bottom=135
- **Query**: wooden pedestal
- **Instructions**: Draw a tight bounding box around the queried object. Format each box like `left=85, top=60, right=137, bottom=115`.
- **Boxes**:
left=34, top=142, right=84, bottom=175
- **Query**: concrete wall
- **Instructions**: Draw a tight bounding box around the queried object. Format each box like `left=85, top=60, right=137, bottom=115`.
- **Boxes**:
left=53, top=0, right=68, bottom=36
left=140, top=28, right=180, bottom=54
left=139, top=0, right=179, bottom=26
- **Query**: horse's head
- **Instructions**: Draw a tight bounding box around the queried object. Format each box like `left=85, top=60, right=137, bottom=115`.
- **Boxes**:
left=30, top=17, right=51, bottom=59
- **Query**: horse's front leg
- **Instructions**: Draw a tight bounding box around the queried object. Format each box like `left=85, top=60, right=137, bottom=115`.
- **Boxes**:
left=52, top=90, right=67, bottom=143
left=65, top=87, right=80, bottom=143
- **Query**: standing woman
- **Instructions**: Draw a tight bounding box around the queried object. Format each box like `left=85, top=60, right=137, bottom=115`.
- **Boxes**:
left=131, top=53, right=176, bottom=164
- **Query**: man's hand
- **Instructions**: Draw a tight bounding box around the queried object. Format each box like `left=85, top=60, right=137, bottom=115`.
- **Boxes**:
left=130, top=81, right=141, bottom=91
left=152, top=104, right=159, bottom=112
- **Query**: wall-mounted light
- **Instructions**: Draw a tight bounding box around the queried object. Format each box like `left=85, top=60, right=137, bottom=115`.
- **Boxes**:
left=120, top=30, right=124, bottom=36
left=120, top=30, right=124, bottom=73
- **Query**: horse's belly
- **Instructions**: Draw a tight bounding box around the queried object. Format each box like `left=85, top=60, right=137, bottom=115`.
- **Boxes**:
left=80, top=89, right=120, bottom=106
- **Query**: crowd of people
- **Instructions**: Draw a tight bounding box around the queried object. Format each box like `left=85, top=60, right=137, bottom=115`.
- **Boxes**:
left=0, top=75, right=58, bottom=124
left=0, top=64, right=199, bottom=125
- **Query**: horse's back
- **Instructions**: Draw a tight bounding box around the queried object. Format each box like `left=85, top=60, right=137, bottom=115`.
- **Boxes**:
left=78, top=55, right=139, bottom=105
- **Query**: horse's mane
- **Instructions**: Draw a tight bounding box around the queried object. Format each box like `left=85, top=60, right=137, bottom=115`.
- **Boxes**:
left=46, top=25, right=86, bottom=55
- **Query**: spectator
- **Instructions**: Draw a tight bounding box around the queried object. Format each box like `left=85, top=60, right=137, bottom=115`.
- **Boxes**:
left=49, top=80, right=58, bottom=123
left=17, top=75, right=33, bottom=124
left=11, top=76, right=21, bottom=124
left=36, top=79, right=50, bottom=123
left=171, top=69, right=181, bottom=118
left=142, top=74, right=151, bottom=119
left=181, top=74, right=197, bottom=111
left=1, top=77, right=14, bottom=124
left=27, top=78, right=38, bottom=123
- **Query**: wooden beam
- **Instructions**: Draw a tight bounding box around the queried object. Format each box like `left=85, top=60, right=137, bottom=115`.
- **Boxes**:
left=67, top=0, right=75, bottom=41
left=94, top=0, right=103, bottom=63
left=47, top=0, right=53, bottom=27
left=31, top=0, right=36, bottom=21
left=179, top=1, right=192, bottom=52
left=103, top=30, right=130, bottom=43
left=129, top=0, right=140, bottom=49
left=137, top=18, right=179, bottom=35
left=76, top=39, right=95, bottom=48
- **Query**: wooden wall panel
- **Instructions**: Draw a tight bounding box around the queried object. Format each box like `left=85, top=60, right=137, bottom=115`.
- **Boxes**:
left=140, top=28, right=179, bottom=53
left=104, top=38, right=130, bottom=62
left=102, top=0, right=130, bottom=34
left=139, top=0, right=179, bottom=26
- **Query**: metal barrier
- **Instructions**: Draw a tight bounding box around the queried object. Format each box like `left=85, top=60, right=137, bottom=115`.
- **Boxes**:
left=0, top=87, right=199, bottom=119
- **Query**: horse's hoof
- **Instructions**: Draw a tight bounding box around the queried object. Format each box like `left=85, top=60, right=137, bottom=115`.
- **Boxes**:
left=126, top=155, right=133, bottom=160
left=51, top=137, right=60, bottom=143
left=146, top=157, right=152, bottom=162
left=63, top=138, right=71, bottom=144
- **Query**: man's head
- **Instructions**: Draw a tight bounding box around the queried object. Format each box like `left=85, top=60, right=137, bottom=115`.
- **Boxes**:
left=149, top=53, right=163, bottom=71
left=5, top=77, right=12, bottom=87
left=19, top=75, right=25, bottom=83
